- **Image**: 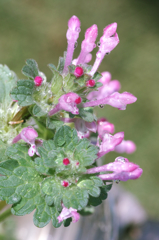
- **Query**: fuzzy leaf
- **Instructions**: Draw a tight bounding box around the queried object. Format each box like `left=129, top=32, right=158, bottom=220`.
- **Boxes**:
left=0, top=65, right=17, bottom=107
left=10, top=80, right=34, bottom=106
left=93, top=72, right=102, bottom=82
left=79, top=108, right=94, bottom=122
left=32, top=104, right=46, bottom=117
left=46, top=117, right=64, bottom=130
left=0, top=144, right=62, bottom=228
left=22, top=59, right=39, bottom=79
left=57, top=56, right=65, bottom=73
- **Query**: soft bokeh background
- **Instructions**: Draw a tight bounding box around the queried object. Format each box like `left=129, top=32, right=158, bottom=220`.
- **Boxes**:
left=0, top=0, right=158, bottom=223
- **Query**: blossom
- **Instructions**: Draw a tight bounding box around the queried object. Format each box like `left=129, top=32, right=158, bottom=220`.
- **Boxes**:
left=84, top=91, right=137, bottom=110
left=89, top=23, right=119, bottom=76
left=12, top=126, right=42, bottom=156
left=97, top=117, right=115, bottom=139
left=87, top=156, right=143, bottom=181
left=97, top=132, right=124, bottom=158
left=87, top=71, right=121, bottom=101
left=57, top=204, right=80, bottom=223
left=48, top=93, right=82, bottom=116
left=63, top=16, right=81, bottom=73
left=76, top=24, right=98, bottom=65
left=61, top=117, right=97, bottom=139
left=115, top=140, right=136, bottom=154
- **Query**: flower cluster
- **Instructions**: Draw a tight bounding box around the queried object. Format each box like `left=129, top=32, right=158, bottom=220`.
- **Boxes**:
left=0, top=15, right=142, bottom=228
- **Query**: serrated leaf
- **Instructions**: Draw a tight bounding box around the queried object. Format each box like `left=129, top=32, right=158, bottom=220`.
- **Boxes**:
left=33, top=203, right=51, bottom=228
left=0, top=65, right=17, bottom=108
left=22, top=59, right=39, bottom=79
left=10, top=80, right=34, bottom=106
left=32, top=104, right=46, bottom=117
left=0, top=143, right=64, bottom=228
left=79, top=108, right=94, bottom=122
left=0, top=140, right=8, bottom=162
left=46, top=117, right=63, bottom=130
left=63, top=187, right=89, bottom=210
left=88, top=186, right=108, bottom=207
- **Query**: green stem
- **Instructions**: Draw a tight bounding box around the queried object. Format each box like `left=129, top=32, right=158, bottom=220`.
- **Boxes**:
left=0, top=201, right=7, bottom=211
left=0, top=208, right=12, bottom=222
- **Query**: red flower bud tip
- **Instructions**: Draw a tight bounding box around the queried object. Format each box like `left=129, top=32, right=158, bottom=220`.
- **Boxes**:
left=74, top=66, right=84, bottom=78
left=86, top=79, right=95, bottom=87
left=62, top=181, right=69, bottom=187
left=75, top=97, right=81, bottom=104
left=34, top=76, right=43, bottom=86
left=63, top=158, right=70, bottom=165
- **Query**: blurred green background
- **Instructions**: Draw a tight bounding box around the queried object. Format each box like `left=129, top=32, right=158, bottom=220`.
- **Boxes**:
left=0, top=0, right=158, bottom=219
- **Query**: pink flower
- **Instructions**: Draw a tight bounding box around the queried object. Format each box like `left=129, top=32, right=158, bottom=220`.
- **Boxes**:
left=63, top=16, right=81, bottom=73
left=84, top=91, right=137, bottom=110
left=57, top=204, right=80, bottom=223
left=76, top=24, right=98, bottom=65
left=12, top=127, right=42, bottom=156
left=115, top=140, right=136, bottom=154
left=87, top=156, right=143, bottom=182
left=98, top=168, right=143, bottom=181
left=87, top=157, right=139, bottom=174
left=89, top=23, right=119, bottom=76
left=98, top=132, right=124, bottom=158
left=48, top=93, right=82, bottom=116
left=97, top=118, right=115, bottom=139
left=87, top=72, right=121, bottom=101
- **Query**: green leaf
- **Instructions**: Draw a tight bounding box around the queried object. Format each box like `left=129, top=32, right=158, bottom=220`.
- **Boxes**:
left=0, top=144, right=62, bottom=228
left=93, top=72, right=102, bottom=81
left=10, top=80, right=34, bottom=106
left=22, top=59, right=39, bottom=79
left=95, top=82, right=103, bottom=88
left=79, top=108, right=94, bottom=122
left=48, top=64, right=64, bottom=95
left=57, top=56, right=65, bottom=73
left=88, top=185, right=108, bottom=207
left=0, top=65, right=17, bottom=108
left=63, top=187, right=89, bottom=210
left=46, top=117, right=64, bottom=130
left=32, top=104, right=46, bottom=117
left=0, top=140, right=8, bottom=162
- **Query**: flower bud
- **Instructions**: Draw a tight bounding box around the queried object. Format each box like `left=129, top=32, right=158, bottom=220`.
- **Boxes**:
left=34, top=76, right=43, bottom=86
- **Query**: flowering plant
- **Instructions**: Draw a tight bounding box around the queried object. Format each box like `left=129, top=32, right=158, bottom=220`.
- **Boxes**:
left=0, top=16, right=142, bottom=228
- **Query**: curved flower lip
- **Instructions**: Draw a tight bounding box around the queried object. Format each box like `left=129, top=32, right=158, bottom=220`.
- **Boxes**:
left=97, top=131, right=124, bottom=158
left=49, top=93, right=81, bottom=116
left=98, top=168, right=143, bottom=181
left=12, top=126, right=42, bottom=157
left=57, top=204, right=80, bottom=223
left=97, top=120, right=115, bottom=138
left=87, top=161, right=139, bottom=174
left=85, top=91, right=137, bottom=110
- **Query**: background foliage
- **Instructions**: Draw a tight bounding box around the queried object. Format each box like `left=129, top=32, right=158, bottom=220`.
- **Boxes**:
left=0, top=0, right=158, bottom=218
